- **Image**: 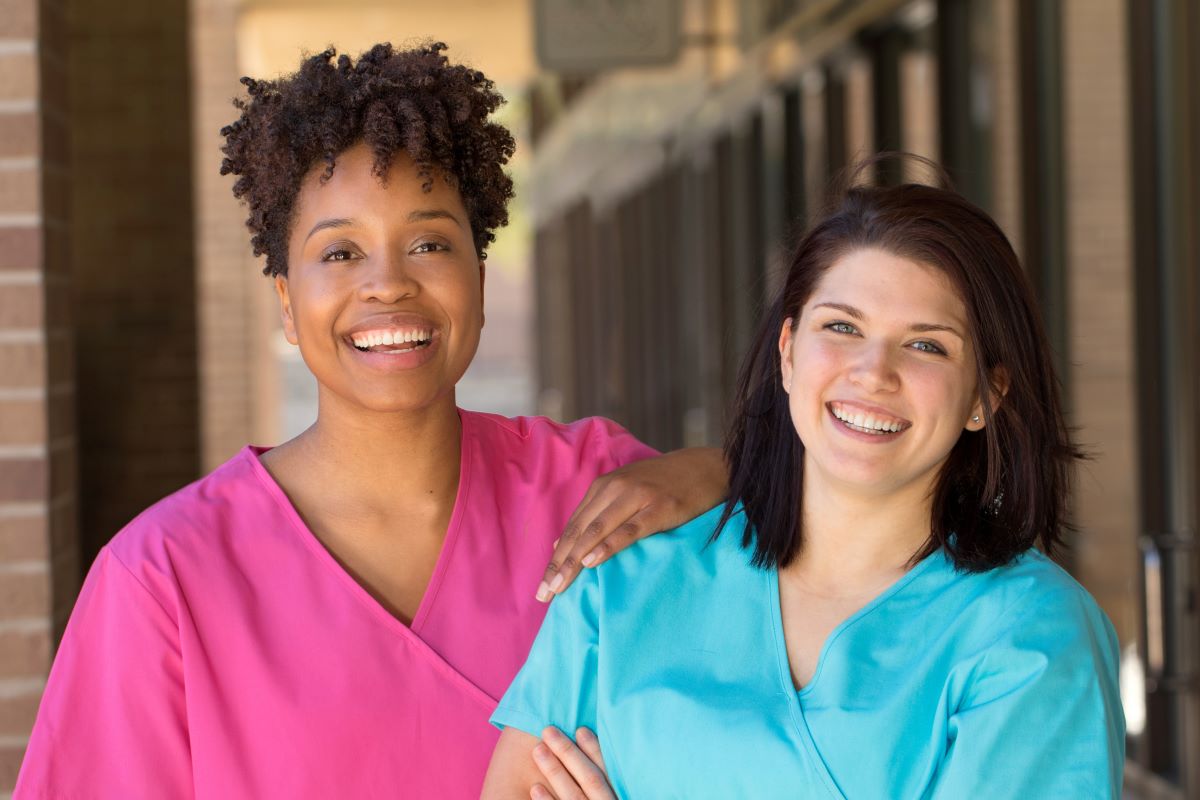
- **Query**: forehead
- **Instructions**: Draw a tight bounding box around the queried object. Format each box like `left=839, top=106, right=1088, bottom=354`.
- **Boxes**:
left=807, top=248, right=967, bottom=324
left=292, top=142, right=468, bottom=222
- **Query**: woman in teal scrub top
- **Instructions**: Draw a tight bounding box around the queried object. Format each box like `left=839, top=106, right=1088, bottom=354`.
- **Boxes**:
left=483, top=162, right=1125, bottom=799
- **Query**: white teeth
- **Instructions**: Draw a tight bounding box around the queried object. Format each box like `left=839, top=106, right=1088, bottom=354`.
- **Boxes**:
left=832, top=404, right=904, bottom=433
left=350, top=328, right=433, bottom=350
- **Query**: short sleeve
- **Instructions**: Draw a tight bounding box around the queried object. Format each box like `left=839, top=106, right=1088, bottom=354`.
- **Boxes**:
left=588, top=416, right=659, bottom=471
left=929, top=589, right=1125, bottom=799
left=15, top=547, right=193, bottom=799
left=490, top=563, right=603, bottom=738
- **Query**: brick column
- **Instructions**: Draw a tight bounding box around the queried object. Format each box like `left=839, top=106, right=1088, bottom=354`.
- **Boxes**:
left=1062, top=0, right=1138, bottom=645
left=0, top=0, right=79, bottom=792
left=192, top=0, right=276, bottom=470
left=989, top=0, right=1023, bottom=253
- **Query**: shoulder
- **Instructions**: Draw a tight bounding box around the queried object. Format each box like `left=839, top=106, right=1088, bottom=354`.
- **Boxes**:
left=966, top=550, right=1114, bottom=638
left=943, top=549, right=1121, bottom=691
left=462, top=409, right=657, bottom=466
left=104, top=447, right=272, bottom=585
left=614, top=501, right=738, bottom=559
left=584, top=503, right=744, bottom=595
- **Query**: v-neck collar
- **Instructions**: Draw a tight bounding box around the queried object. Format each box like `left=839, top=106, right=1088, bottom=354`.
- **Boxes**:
left=765, top=548, right=942, bottom=799
left=242, top=409, right=490, bottom=708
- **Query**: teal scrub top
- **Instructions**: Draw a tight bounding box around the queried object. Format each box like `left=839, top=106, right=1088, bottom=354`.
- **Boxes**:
left=491, top=505, right=1125, bottom=799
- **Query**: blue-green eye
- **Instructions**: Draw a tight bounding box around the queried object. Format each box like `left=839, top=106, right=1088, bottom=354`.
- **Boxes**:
left=911, top=340, right=947, bottom=355
left=825, top=321, right=858, bottom=335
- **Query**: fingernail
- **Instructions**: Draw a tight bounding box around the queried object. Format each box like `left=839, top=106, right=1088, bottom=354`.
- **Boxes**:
left=576, top=727, right=596, bottom=743
left=533, top=743, right=550, bottom=761
left=548, top=573, right=564, bottom=593
left=543, top=726, right=565, bottom=742
left=582, top=551, right=599, bottom=567
left=535, top=581, right=552, bottom=602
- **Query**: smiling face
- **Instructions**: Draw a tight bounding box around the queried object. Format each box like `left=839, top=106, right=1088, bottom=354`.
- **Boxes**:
left=779, top=247, right=988, bottom=501
left=276, top=142, right=484, bottom=416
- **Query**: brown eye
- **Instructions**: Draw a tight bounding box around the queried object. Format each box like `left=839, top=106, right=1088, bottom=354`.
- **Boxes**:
left=411, top=241, right=448, bottom=254
left=322, top=248, right=356, bottom=262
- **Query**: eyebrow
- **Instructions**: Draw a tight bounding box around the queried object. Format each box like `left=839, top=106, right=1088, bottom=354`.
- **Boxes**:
left=813, top=302, right=965, bottom=339
left=303, top=209, right=466, bottom=244
left=304, top=217, right=354, bottom=243
left=406, top=208, right=465, bottom=228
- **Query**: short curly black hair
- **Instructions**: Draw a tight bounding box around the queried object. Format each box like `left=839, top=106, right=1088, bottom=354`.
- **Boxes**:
left=219, top=42, right=516, bottom=277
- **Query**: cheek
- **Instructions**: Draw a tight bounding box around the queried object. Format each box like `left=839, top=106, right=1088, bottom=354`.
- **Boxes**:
left=785, top=345, right=835, bottom=419
left=908, top=365, right=975, bottom=424
left=439, top=269, right=484, bottom=322
left=289, top=279, right=344, bottom=341
left=789, top=339, right=842, bottom=387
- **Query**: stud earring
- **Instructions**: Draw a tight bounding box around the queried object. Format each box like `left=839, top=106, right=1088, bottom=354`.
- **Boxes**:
left=971, top=415, right=980, bottom=422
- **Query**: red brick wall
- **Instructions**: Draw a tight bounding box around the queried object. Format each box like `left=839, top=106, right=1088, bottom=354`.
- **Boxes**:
left=1, top=1, right=202, bottom=791
left=0, top=0, right=79, bottom=791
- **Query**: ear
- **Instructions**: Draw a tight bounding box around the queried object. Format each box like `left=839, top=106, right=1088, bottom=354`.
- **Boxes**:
left=275, top=275, right=299, bottom=346
left=478, top=259, right=487, bottom=329
left=966, top=365, right=1009, bottom=431
left=778, top=318, right=795, bottom=394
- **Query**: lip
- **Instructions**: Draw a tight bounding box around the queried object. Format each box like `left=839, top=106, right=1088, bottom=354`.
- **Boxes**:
left=825, top=400, right=911, bottom=441
left=341, top=312, right=442, bottom=372
left=343, top=312, right=440, bottom=339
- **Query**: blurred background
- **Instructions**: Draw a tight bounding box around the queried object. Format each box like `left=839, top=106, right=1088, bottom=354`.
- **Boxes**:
left=0, top=0, right=1197, bottom=796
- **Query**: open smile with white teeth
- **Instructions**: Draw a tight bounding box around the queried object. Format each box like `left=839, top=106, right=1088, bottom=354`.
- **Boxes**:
left=349, top=328, right=434, bottom=354
left=829, top=402, right=910, bottom=435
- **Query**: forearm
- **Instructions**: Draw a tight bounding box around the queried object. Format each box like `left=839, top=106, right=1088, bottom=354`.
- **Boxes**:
left=482, top=728, right=544, bottom=799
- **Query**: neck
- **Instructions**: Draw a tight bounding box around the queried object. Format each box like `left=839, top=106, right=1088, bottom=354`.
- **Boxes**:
left=283, top=389, right=463, bottom=512
left=788, top=468, right=935, bottom=592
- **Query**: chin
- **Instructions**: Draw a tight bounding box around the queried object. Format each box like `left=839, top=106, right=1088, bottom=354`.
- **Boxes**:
left=814, top=456, right=904, bottom=490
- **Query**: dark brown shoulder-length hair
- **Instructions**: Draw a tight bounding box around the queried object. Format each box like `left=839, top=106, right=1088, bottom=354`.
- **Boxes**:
left=716, top=156, right=1082, bottom=572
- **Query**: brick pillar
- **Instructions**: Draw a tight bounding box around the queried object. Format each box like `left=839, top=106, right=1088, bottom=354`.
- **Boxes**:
left=193, top=0, right=282, bottom=470
left=1062, top=0, right=1138, bottom=645
left=0, top=0, right=79, bottom=791
left=990, top=0, right=1023, bottom=253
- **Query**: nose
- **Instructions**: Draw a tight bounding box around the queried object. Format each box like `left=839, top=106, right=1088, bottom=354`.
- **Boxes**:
left=357, top=252, right=419, bottom=305
left=849, top=341, right=900, bottom=393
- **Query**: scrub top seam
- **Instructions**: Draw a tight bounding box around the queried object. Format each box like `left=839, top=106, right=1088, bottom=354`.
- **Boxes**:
left=102, top=545, right=178, bottom=625
left=766, top=567, right=846, bottom=800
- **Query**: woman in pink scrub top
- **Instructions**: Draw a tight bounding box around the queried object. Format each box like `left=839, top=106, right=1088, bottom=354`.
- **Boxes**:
left=14, top=43, right=725, bottom=799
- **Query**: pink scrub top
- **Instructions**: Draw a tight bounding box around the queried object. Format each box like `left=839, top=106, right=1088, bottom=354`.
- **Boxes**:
left=15, top=410, right=656, bottom=799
